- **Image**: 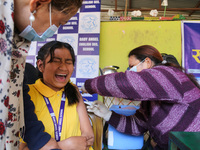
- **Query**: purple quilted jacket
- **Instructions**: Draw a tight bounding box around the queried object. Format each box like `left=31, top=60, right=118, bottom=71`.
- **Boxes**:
left=85, top=66, right=200, bottom=149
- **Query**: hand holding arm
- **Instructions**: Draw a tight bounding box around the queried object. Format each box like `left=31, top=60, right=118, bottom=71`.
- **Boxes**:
left=58, top=136, right=88, bottom=150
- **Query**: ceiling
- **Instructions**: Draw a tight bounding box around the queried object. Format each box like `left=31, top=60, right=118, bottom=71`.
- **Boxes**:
left=100, top=0, right=200, bottom=21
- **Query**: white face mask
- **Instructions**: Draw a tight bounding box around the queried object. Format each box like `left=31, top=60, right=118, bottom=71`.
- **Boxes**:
left=129, top=59, right=145, bottom=72
left=19, top=4, right=58, bottom=41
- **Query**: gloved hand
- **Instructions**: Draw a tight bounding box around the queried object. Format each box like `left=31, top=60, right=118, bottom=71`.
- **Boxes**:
left=87, top=101, right=112, bottom=121
left=80, top=84, right=88, bottom=94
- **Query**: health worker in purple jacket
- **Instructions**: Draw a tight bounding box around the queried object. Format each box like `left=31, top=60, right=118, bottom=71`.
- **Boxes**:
left=81, top=45, right=200, bottom=150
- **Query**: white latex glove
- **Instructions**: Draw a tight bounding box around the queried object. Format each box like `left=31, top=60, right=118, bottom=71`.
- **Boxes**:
left=80, top=84, right=88, bottom=94
left=87, top=101, right=112, bottom=121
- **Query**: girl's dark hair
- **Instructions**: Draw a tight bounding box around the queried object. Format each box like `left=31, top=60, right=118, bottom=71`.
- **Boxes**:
left=128, top=45, right=200, bottom=89
left=37, top=41, right=79, bottom=105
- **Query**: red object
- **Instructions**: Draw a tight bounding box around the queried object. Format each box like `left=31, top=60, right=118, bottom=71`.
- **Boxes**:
left=0, top=20, right=5, bottom=34
left=4, top=96, right=9, bottom=107
left=159, top=17, right=173, bottom=20
left=0, top=122, right=5, bottom=135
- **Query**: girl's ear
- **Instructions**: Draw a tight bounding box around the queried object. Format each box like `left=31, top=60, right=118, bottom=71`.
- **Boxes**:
left=37, top=59, right=44, bottom=73
left=29, top=0, right=51, bottom=12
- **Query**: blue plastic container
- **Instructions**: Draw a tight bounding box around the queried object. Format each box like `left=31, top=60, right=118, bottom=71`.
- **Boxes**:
left=108, top=105, right=144, bottom=150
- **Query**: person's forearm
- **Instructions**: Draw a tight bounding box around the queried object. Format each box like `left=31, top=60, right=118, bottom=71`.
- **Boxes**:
left=19, top=143, right=28, bottom=150
left=40, top=138, right=60, bottom=150
left=57, top=136, right=88, bottom=150
left=82, top=133, right=94, bottom=147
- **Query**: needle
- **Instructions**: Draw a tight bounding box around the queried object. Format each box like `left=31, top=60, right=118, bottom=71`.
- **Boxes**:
left=83, top=98, right=98, bottom=107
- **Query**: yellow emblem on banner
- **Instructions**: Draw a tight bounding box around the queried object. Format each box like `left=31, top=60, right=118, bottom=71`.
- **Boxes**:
left=192, top=49, right=200, bottom=63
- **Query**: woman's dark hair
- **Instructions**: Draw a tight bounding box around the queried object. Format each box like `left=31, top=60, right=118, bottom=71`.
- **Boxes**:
left=128, top=45, right=163, bottom=64
left=36, top=41, right=79, bottom=105
left=161, top=53, right=200, bottom=89
left=128, top=45, right=200, bottom=89
left=51, top=0, right=83, bottom=13
left=161, top=53, right=180, bottom=66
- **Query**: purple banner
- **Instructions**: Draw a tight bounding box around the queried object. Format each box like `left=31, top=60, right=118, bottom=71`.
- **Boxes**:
left=80, top=0, right=101, bottom=12
left=58, top=14, right=79, bottom=34
left=183, top=21, right=200, bottom=78
left=76, top=78, right=98, bottom=101
left=26, top=55, right=36, bottom=66
left=78, top=34, right=100, bottom=55
left=36, top=34, right=57, bottom=54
